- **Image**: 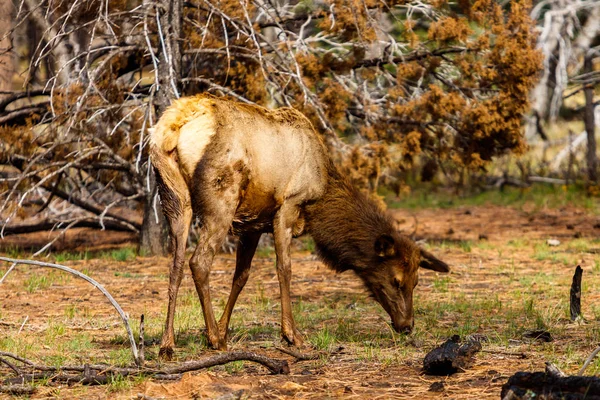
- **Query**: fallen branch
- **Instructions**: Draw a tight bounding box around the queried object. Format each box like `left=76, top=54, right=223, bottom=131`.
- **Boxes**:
left=1, top=218, right=137, bottom=235
left=0, top=384, right=36, bottom=396
left=0, top=257, right=140, bottom=365
left=579, top=345, right=600, bottom=376
left=528, top=176, right=568, bottom=185
left=158, top=351, right=289, bottom=375
left=0, top=350, right=289, bottom=388
left=480, top=349, right=527, bottom=359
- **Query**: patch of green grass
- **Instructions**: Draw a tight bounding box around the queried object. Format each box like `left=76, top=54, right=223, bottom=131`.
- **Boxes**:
left=253, top=282, right=271, bottom=312
left=224, top=360, right=245, bottom=374
left=107, top=374, right=135, bottom=392
left=66, top=333, right=93, bottom=353
left=310, top=326, right=336, bottom=350
left=64, top=304, right=78, bottom=319
left=507, top=238, right=529, bottom=248
left=54, top=251, right=90, bottom=262
left=42, top=354, right=68, bottom=367
left=4, top=246, right=23, bottom=258
left=438, top=240, right=472, bottom=253
left=106, top=247, right=137, bottom=262
left=593, top=260, right=600, bottom=274
left=533, top=244, right=574, bottom=265
left=45, top=319, right=67, bottom=342
left=387, top=183, right=599, bottom=211
left=432, top=276, right=452, bottom=293
left=25, top=273, right=53, bottom=293
left=108, top=348, right=135, bottom=367
left=114, top=271, right=142, bottom=278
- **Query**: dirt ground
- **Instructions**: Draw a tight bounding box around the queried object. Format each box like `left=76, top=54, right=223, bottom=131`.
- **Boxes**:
left=1, top=204, right=600, bottom=399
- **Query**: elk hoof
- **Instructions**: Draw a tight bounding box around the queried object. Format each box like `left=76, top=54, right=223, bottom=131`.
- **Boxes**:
left=283, top=331, right=304, bottom=347
left=208, top=336, right=228, bottom=351
left=158, top=346, right=174, bottom=361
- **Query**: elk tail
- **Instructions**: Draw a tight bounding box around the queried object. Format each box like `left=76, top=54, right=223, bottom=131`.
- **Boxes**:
left=149, top=115, right=191, bottom=222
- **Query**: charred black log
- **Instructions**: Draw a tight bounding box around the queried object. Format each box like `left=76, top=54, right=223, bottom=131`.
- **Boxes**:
left=570, top=265, right=583, bottom=321
left=423, top=335, right=482, bottom=375
left=501, top=371, right=600, bottom=400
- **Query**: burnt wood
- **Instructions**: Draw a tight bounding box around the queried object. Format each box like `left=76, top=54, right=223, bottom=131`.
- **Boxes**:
left=423, top=335, right=482, bottom=375
left=570, top=265, right=583, bottom=321
left=501, top=371, right=600, bottom=399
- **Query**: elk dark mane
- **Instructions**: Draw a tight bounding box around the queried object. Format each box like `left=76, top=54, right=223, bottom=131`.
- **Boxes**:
left=304, top=162, right=398, bottom=273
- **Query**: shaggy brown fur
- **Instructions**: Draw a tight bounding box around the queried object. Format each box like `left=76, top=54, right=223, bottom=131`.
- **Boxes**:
left=150, top=94, right=448, bottom=359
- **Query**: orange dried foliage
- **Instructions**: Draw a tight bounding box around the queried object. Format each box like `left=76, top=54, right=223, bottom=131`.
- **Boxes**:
left=428, top=17, right=473, bottom=43
left=318, top=0, right=379, bottom=41
left=319, top=79, right=351, bottom=132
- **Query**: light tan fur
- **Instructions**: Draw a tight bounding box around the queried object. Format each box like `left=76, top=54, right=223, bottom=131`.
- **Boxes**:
left=150, top=94, right=330, bottom=357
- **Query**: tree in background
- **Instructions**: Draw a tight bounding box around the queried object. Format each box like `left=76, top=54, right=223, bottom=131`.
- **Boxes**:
left=0, top=0, right=541, bottom=254
left=0, top=0, right=14, bottom=98
left=527, top=0, right=599, bottom=183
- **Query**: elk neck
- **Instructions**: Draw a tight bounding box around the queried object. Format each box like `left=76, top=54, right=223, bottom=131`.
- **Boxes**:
left=303, top=162, right=397, bottom=273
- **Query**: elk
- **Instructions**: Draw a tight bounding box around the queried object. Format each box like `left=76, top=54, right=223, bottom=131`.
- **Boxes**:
left=150, top=94, right=449, bottom=359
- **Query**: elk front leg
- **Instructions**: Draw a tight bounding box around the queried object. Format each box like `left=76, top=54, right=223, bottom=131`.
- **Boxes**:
left=159, top=207, right=192, bottom=360
left=273, top=206, right=303, bottom=346
left=218, top=232, right=261, bottom=343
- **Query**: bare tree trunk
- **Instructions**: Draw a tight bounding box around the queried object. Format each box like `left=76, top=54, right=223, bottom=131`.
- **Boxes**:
left=584, top=52, right=597, bottom=183
left=24, top=0, right=74, bottom=85
left=0, top=0, right=14, bottom=98
left=139, top=0, right=183, bottom=256
left=139, top=167, right=169, bottom=256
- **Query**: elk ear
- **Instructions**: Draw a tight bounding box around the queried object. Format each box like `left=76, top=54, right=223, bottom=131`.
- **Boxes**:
left=375, top=234, right=396, bottom=258
left=419, top=249, right=450, bottom=272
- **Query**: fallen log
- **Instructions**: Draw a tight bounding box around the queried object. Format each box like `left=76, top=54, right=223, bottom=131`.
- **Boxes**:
left=501, top=371, right=600, bottom=399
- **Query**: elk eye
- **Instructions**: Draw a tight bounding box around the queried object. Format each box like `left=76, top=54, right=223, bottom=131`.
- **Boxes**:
left=393, top=278, right=402, bottom=290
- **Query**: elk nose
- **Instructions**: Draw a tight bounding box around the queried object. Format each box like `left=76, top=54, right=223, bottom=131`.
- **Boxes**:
left=394, top=322, right=413, bottom=334
left=400, top=325, right=413, bottom=334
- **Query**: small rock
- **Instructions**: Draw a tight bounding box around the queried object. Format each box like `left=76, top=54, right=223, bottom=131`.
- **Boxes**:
left=429, top=381, right=445, bottom=392
left=574, top=232, right=582, bottom=238
left=566, top=224, right=574, bottom=230
left=464, top=210, right=472, bottom=215
left=478, top=234, right=488, bottom=240
left=547, top=239, right=561, bottom=246
left=447, top=228, right=455, bottom=235
left=594, top=222, right=600, bottom=229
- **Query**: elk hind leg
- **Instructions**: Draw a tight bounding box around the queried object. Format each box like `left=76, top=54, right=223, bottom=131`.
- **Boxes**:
left=156, top=174, right=192, bottom=360
left=188, top=199, right=238, bottom=350
left=218, top=232, right=261, bottom=343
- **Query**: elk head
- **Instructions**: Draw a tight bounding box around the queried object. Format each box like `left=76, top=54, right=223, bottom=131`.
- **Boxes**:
left=360, top=233, right=449, bottom=334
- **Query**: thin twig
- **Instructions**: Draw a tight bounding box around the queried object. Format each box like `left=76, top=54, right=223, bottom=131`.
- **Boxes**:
left=579, top=345, right=600, bottom=375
